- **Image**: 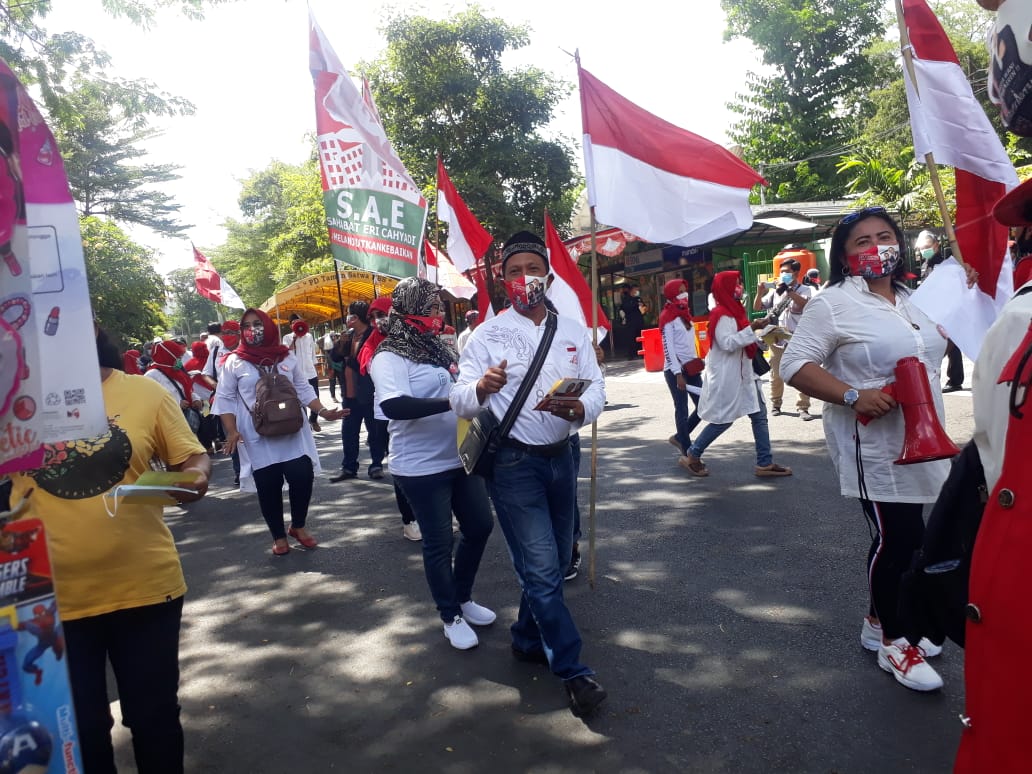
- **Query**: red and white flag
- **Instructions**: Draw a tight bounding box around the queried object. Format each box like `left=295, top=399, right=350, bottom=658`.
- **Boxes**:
left=425, top=242, right=476, bottom=300
left=193, top=245, right=245, bottom=309
left=579, top=65, right=766, bottom=247
left=421, top=240, right=439, bottom=284
left=544, top=212, right=611, bottom=341
left=436, top=158, right=493, bottom=273
left=902, top=0, right=1019, bottom=360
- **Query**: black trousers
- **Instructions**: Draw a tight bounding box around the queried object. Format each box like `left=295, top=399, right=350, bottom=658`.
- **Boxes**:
left=307, top=377, right=320, bottom=422
left=64, top=596, right=185, bottom=774
left=252, top=455, right=314, bottom=539
left=945, top=339, right=964, bottom=387
left=859, top=499, right=925, bottom=641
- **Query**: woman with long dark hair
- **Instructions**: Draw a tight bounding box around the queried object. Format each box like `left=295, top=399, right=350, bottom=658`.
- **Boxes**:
left=369, top=278, right=494, bottom=649
left=213, top=309, right=345, bottom=555
left=780, top=207, right=953, bottom=692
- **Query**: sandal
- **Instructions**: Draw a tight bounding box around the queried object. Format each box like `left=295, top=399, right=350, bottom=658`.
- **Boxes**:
left=288, top=527, right=318, bottom=549
left=755, top=463, right=793, bottom=478
left=678, top=455, right=710, bottom=477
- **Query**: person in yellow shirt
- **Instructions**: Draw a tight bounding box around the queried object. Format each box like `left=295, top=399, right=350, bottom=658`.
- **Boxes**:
left=8, top=327, right=210, bottom=774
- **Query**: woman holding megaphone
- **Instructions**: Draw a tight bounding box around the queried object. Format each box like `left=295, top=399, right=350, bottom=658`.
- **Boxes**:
left=780, top=207, right=956, bottom=693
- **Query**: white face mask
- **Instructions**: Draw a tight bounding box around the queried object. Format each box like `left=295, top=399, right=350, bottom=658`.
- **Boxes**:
left=676, top=292, right=691, bottom=302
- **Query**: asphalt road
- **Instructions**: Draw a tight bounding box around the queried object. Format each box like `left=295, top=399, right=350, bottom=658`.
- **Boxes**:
left=111, top=358, right=977, bottom=773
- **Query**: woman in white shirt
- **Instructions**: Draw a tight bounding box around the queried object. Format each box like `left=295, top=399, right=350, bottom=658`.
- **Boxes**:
left=780, top=207, right=950, bottom=692
left=682, top=271, right=793, bottom=479
left=659, top=278, right=703, bottom=458
left=370, top=278, right=495, bottom=651
left=214, top=309, right=345, bottom=556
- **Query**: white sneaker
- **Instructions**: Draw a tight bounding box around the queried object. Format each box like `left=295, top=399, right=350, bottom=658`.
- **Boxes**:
left=443, top=615, right=478, bottom=650
left=878, top=638, right=943, bottom=691
left=860, top=617, right=943, bottom=658
left=402, top=522, right=422, bottom=542
left=460, top=600, right=496, bottom=626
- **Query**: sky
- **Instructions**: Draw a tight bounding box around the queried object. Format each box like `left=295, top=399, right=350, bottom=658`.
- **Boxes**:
left=45, top=0, right=763, bottom=276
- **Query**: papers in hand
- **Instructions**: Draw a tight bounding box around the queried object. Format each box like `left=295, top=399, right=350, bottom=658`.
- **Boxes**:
left=103, top=471, right=202, bottom=516
left=534, top=378, right=591, bottom=412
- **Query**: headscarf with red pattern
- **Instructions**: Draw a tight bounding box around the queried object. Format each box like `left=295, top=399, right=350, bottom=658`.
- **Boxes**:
left=658, top=279, right=694, bottom=329
left=232, top=308, right=289, bottom=366
left=709, top=271, right=757, bottom=359
left=147, top=340, right=194, bottom=401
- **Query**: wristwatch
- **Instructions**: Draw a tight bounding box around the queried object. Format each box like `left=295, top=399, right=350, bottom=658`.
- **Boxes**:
left=842, top=388, right=860, bottom=407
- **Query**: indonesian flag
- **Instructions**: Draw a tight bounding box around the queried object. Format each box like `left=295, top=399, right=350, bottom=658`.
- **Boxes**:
left=579, top=65, right=766, bottom=247
left=544, top=212, right=610, bottom=341
left=426, top=242, right=476, bottom=299
left=903, top=0, right=1019, bottom=360
left=469, top=264, right=496, bottom=322
left=193, top=245, right=245, bottom=309
left=421, top=240, right=439, bottom=284
left=436, top=159, right=493, bottom=273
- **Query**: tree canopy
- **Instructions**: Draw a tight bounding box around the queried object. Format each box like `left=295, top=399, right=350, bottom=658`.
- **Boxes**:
left=362, top=7, right=579, bottom=241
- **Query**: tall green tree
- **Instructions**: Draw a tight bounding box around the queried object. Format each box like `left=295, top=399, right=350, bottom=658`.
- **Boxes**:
left=165, top=266, right=217, bottom=338
left=81, top=215, right=166, bottom=341
left=362, top=8, right=579, bottom=240
left=721, top=0, right=886, bottom=202
left=51, top=77, right=192, bottom=236
left=211, top=157, right=330, bottom=307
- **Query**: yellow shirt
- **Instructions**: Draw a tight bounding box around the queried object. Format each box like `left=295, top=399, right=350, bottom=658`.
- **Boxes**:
left=9, top=370, right=204, bottom=620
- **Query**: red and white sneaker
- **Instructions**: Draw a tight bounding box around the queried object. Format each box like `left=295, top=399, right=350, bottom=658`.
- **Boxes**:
left=877, top=638, right=943, bottom=692
left=860, top=617, right=943, bottom=658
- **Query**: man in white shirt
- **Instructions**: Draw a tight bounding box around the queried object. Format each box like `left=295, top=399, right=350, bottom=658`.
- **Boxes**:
left=456, top=310, right=478, bottom=354
left=452, top=230, right=607, bottom=718
left=753, top=253, right=815, bottom=418
left=282, top=313, right=321, bottom=431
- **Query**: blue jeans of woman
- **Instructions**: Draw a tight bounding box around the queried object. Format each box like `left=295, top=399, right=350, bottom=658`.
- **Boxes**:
left=252, top=455, right=314, bottom=539
left=663, top=369, right=702, bottom=453
left=65, top=596, right=184, bottom=774
left=489, top=444, right=593, bottom=681
left=394, top=467, right=493, bottom=622
left=687, top=382, right=772, bottom=466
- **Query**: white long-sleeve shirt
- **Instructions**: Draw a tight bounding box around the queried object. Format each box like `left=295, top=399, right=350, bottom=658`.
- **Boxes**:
left=211, top=352, right=320, bottom=490
left=661, top=317, right=699, bottom=374
left=780, top=277, right=950, bottom=503
left=696, top=316, right=762, bottom=424
left=282, top=332, right=319, bottom=381
left=451, top=309, right=605, bottom=446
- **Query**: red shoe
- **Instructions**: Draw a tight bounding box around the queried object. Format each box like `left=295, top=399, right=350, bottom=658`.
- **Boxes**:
left=272, top=541, right=291, bottom=556
left=288, top=527, right=318, bottom=549
left=33, top=668, right=42, bottom=686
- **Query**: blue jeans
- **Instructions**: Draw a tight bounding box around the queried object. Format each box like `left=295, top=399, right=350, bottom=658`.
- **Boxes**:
left=489, top=445, right=592, bottom=681
left=394, top=467, right=493, bottom=623
left=570, top=433, right=581, bottom=546
left=687, top=382, right=772, bottom=467
left=663, top=369, right=702, bottom=452
left=340, top=399, right=387, bottom=474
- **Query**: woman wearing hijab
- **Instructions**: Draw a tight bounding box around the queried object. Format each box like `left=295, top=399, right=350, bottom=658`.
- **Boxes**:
left=122, top=348, right=142, bottom=375
left=213, top=308, right=345, bottom=555
left=369, top=278, right=494, bottom=649
left=144, top=340, right=198, bottom=411
left=681, top=271, right=792, bottom=478
left=183, top=341, right=209, bottom=374
left=659, top=278, right=703, bottom=458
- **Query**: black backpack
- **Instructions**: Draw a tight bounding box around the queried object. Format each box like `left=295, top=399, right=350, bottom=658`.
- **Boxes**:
left=250, top=364, right=304, bottom=437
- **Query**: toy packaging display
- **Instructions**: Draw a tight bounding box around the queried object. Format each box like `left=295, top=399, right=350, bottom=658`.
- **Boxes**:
left=0, top=517, right=81, bottom=773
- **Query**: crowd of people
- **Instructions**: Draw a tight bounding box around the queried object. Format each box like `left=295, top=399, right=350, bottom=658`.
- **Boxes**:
left=2, top=197, right=1029, bottom=768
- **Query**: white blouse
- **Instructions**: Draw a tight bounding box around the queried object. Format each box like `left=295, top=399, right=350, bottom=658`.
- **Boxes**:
left=779, top=277, right=951, bottom=503
left=697, top=316, right=762, bottom=424
left=211, top=352, right=320, bottom=491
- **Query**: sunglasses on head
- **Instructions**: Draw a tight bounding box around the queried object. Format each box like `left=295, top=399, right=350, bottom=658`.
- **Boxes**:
left=839, top=206, right=888, bottom=226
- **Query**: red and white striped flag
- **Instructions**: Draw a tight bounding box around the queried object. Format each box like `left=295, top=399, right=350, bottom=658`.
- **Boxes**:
left=436, top=158, right=493, bottom=273
left=544, top=212, right=611, bottom=341
left=903, top=0, right=1019, bottom=360
left=579, top=65, right=766, bottom=247
left=193, top=245, right=245, bottom=309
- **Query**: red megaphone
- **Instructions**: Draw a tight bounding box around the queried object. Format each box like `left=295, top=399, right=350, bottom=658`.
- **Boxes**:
left=858, top=356, right=961, bottom=465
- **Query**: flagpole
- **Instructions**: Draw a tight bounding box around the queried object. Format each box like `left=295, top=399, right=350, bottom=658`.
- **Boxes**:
left=895, top=0, right=969, bottom=271
left=333, top=259, right=347, bottom=327
left=587, top=207, right=601, bottom=590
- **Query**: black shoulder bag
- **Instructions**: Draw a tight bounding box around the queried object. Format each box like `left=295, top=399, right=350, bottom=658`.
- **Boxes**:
left=459, top=311, right=558, bottom=479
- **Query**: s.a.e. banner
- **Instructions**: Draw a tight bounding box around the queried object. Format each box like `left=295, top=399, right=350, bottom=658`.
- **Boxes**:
left=0, top=61, right=105, bottom=476
left=309, top=12, right=427, bottom=279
